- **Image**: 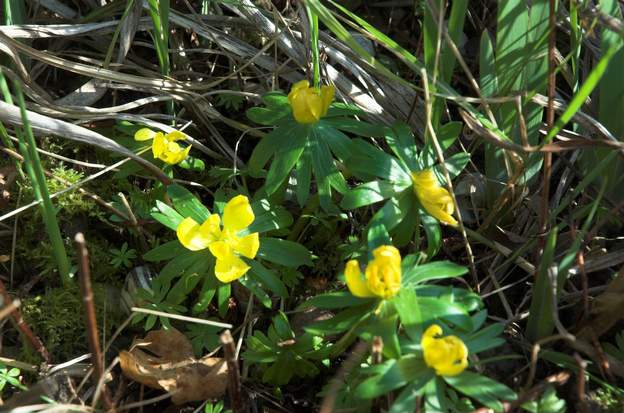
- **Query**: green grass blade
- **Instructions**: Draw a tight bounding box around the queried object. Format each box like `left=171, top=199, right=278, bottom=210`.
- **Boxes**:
left=12, top=81, right=71, bottom=286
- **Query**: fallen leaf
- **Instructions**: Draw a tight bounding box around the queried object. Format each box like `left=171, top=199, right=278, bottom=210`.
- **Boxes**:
left=119, top=328, right=227, bottom=404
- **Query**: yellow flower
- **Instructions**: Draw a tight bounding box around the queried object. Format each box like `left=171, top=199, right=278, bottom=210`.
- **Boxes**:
left=287, top=80, right=334, bottom=124
left=411, top=169, right=458, bottom=227
left=176, top=195, right=260, bottom=283
left=135, top=128, right=191, bottom=165
left=344, top=245, right=401, bottom=299
left=421, top=324, right=468, bottom=376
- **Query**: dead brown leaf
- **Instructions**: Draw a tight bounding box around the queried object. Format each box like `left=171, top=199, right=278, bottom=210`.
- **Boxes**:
left=119, top=328, right=227, bottom=404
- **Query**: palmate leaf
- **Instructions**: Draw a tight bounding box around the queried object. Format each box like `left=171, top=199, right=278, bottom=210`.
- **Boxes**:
left=445, top=372, right=516, bottom=412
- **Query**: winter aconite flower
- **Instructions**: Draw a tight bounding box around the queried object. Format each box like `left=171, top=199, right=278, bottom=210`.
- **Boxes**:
left=422, top=324, right=468, bottom=376
left=135, top=128, right=191, bottom=165
left=411, top=169, right=458, bottom=226
left=287, top=80, right=334, bottom=124
left=176, top=195, right=260, bottom=283
left=344, top=245, right=401, bottom=299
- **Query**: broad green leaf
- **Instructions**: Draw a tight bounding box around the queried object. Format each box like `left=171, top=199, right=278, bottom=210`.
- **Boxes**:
left=322, top=117, right=387, bottom=138
left=167, top=184, right=210, bottom=223
left=247, top=260, right=288, bottom=298
left=356, top=356, right=431, bottom=399
left=305, top=305, right=369, bottom=336
left=257, top=238, right=312, bottom=267
left=152, top=200, right=184, bottom=230
left=298, top=291, right=374, bottom=310
left=445, top=371, right=516, bottom=412
left=264, top=130, right=308, bottom=195
left=349, top=139, right=411, bottom=183
left=243, top=200, right=293, bottom=235
left=393, top=288, right=422, bottom=342
left=403, top=261, right=468, bottom=285
left=143, top=240, right=187, bottom=262
left=418, top=297, right=472, bottom=332
left=384, top=122, right=419, bottom=172
left=248, top=123, right=305, bottom=175
left=295, top=148, right=312, bottom=207
left=341, top=180, right=407, bottom=210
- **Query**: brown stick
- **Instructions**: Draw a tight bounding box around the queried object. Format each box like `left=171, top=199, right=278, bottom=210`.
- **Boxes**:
left=574, top=353, right=588, bottom=413
left=0, top=278, right=50, bottom=362
left=74, top=233, right=114, bottom=412
left=220, top=329, right=245, bottom=413
left=538, top=0, right=557, bottom=258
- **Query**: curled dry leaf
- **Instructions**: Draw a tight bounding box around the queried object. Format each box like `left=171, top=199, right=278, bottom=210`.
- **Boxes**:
left=119, top=328, right=227, bottom=404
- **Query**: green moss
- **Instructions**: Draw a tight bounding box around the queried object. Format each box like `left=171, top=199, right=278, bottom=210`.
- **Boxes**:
left=20, top=283, right=120, bottom=362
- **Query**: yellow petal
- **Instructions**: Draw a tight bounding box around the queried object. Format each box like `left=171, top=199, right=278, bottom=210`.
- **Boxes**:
left=345, top=260, right=375, bottom=297
left=288, top=80, right=310, bottom=101
left=422, top=324, right=468, bottom=376
left=421, top=200, right=458, bottom=227
left=166, top=130, right=186, bottom=142
left=135, top=128, right=157, bottom=141
left=152, top=132, right=166, bottom=158
left=208, top=240, right=232, bottom=260
left=199, top=214, right=221, bottom=240
left=236, top=233, right=259, bottom=259
left=214, top=254, right=250, bottom=283
left=223, top=195, right=255, bottom=232
left=412, top=169, right=458, bottom=227
left=320, top=85, right=335, bottom=116
left=177, top=217, right=213, bottom=251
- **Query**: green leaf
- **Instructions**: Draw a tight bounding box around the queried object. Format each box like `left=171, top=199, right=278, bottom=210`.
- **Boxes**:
left=192, top=275, right=218, bottom=314
left=445, top=371, right=516, bottom=412
left=305, top=305, right=369, bottom=336
left=246, top=107, right=289, bottom=126
left=393, top=288, right=422, bottom=342
left=526, top=229, right=558, bottom=341
left=298, top=291, right=374, bottom=310
left=420, top=210, right=441, bottom=259
left=442, top=152, right=470, bottom=179
left=242, top=200, right=293, bottom=235
left=341, top=180, right=405, bottom=209
left=152, top=200, right=184, bottom=230
left=248, top=122, right=304, bottom=176
left=321, top=117, right=387, bottom=138
left=265, top=129, right=308, bottom=195
left=369, top=191, right=412, bottom=232
left=178, top=156, right=205, bottom=172
left=167, top=184, right=210, bottom=223
left=349, top=139, right=411, bottom=183
left=157, top=250, right=205, bottom=290
left=367, top=220, right=392, bottom=253
left=389, top=382, right=427, bottom=413
left=239, top=276, right=272, bottom=308
left=464, top=323, right=505, bottom=354
left=295, top=148, right=312, bottom=207
left=317, top=121, right=353, bottom=162
left=403, top=261, right=468, bottom=285
left=418, top=297, right=472, bottom=332
left=257, top=238, right=312, bottom=267
left=356, top=356, right=431, bottom=399
left=384, top=122, right=419, bottom=172
left=143, top=240, right=187, bottom=262
left=247, top=260, right=288, bottom=298
left=217, top=282, right=231, bottom=317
